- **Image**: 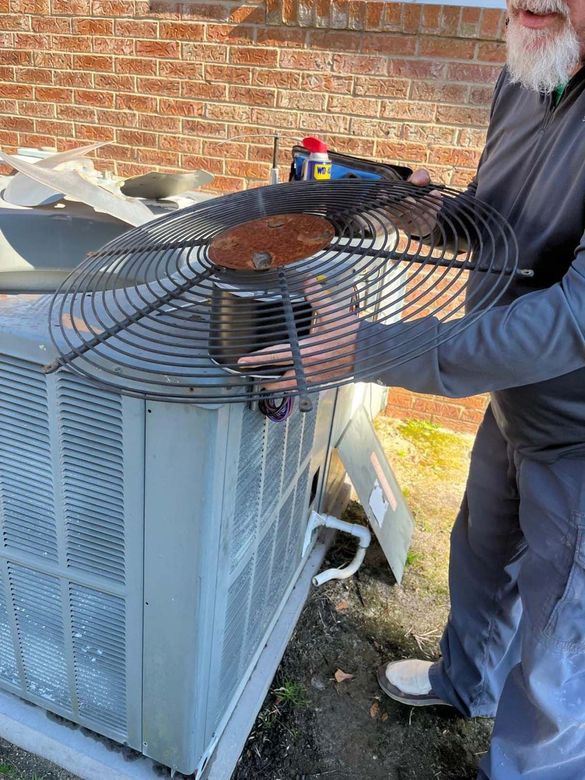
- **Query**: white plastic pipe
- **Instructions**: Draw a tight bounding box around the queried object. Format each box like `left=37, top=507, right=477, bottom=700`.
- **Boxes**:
left=311, top=513, right=371, bottom=587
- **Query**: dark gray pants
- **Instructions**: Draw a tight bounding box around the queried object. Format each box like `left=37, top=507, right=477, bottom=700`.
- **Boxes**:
left=428, top=406, right=585, bottom=780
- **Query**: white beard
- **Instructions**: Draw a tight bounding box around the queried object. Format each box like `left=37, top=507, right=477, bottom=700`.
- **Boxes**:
left=506, top=2, right=580, bottom=93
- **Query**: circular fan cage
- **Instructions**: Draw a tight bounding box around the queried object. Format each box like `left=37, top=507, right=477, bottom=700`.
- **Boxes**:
left=46, top=179, right=519, bottom=410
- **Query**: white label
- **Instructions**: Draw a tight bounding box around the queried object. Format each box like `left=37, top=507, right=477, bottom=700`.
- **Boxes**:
left=369, top=481, right=388, bottom=528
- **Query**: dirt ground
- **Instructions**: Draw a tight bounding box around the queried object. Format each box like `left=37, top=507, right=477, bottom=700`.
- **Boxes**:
left=233, top=417, right=491, bottom=780
left=0, top=416, right=488, bottom=780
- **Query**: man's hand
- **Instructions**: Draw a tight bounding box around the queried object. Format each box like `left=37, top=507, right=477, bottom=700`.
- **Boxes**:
left=396, top=168, right=442, bottom=239
left=237, top=282, right=360, bottom=393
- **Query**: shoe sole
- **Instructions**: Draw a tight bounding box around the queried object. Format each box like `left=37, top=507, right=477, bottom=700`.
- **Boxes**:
left=377, top=664, right=453, bottom=708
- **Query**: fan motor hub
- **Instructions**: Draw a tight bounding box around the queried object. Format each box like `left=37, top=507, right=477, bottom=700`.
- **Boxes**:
left=208, top=213, right=335, bottom=271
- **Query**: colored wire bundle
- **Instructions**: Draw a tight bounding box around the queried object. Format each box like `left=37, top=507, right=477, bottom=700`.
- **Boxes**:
left=258, top=396, right=295, bottom=422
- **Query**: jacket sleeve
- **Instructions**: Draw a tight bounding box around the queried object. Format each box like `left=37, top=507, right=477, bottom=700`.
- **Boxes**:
left=353, top=239, right=585, bottom=398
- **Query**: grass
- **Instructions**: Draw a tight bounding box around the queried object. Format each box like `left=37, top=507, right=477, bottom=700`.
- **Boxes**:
left=272, top=680, right=308, bottom=708
left=374, top=416, right=473, bottom=595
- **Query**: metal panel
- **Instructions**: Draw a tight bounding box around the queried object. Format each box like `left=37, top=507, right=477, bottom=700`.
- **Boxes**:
left=336, top=406, right=413, bottom=582
left=70, top=584, right=127, bottom=736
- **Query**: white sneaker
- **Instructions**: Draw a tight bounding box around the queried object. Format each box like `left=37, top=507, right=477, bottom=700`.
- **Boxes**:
left=377, top=659, right=452, bottom=707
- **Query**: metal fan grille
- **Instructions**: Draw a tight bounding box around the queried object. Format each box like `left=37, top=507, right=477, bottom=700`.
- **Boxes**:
left=46, top=179, right=519, bottom=407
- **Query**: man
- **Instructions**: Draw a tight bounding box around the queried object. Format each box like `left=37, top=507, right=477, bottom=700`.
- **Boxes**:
left=241, top=0, right=585, bottom=777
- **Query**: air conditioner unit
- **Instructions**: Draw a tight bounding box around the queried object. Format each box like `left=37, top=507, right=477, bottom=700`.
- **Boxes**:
left=0, top=191, right=417, bottom=778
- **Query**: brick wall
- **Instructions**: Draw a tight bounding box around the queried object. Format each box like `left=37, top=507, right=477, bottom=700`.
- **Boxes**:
left=0, top=0, right=502, bottom=432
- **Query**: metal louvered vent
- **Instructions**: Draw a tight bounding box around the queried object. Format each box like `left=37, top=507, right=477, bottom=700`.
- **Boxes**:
left=213, top=400, right=319, bottom=728
left=58, top=376, right=126, bottom=584
left=0, top=359, right=57, bottom=561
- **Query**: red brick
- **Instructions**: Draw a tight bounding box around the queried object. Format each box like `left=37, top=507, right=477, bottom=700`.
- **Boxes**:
left=402, top=4, right=422, bottom=34
left=230, top=5, right=265, bottom=24
left=159, top=60, right=205, bottom=80
left=229, top=85, right=276, bottom=107
left=256, top=27, right=307, bottom=47
left=183, top=42, right=228, bottom=63
left=410, top=81, right=469, bottom=104
left=250, top=106, right=298, bottom=127
left=183, top=118, right=227, bottom=138
left=148, top=0, right=180, bottom=19
left=418, top=36, right=476, bottom=59
left=348, top=0, right=367, bottom=30
left=116, top=57, right=157, bottom=75
left=14, top=33, right=50, bottom=49
left=278, top=90, right=326, bottom=112
left=375, top=140, right=428, bottom=161
left=207, top=64, right=251, bottom=85
left=431, top=146, right=482, bottom=167
left=388, top=58, right=447, bottom=80
left=31, top=16, right=70, bottom=33
left=72, top=18, right=113, bottom=35
left=72, top=55, right=114, bottom=72
left=380, top=101, right=436, bottom=122
left=93, top=37, right=134, bottom=55
left=333, top=53, right=386, bottom=75
left=159, top=22, right=206, bottom=40
left=75, top=89, right=114, bottom=108
left=181, top=81, right=227, bottom=100
left=458, top=128, right=487, bottom=148
left=52, top=0, right=89, bottom=12
left=94, top=73, right=135, bottom=91
left=57, top=103, right=96, bottom=122
left=159, top=97, right=204, bottom=117
left=115, top=20, right=158, bottom=38
left=362, top=33, right=417, bottom=56
left=0, top=98, right=17, bottom=114
left=480, top=8, right=506, bottom=39
left=0, top=115, right=34, bottom=132
left=206, top=24, right=255, bottom=44
left=460, top=6, right=482, bottom=37
left=51, top=34, right=91, bottom=52
left=328, top=94, right=380, bottom=117
left=298, top=112, right=350, bottom=133
left=280, top=49, right=333, bottom=71
left=34, top=85, right=72, bottom=102
left=381, top=2, right=402, bottom=31
left=95, top=108, right=138, bottom=127
left=207, top=103, right=253, bottom=123
left=366, top=1, right=384, bottom=31
left=11, top=0, right=49, bottom=10
left=475, top=41, right=507, bottom=64
left=300, top=72, right=353, bottom=94
left=138, top=113, right=181, bottom=132
left=202, top=139, right=246, bottom=159
left=181, top=2, right=231, bottom=21
left=54, top=70, right=93, bottom=87
left=137, top=148, right=179, bottom=167
left=228, top=160, right=269, bottom=179
left=230, top=47, right=278, bottom=67
left=75, top=123, right=116, bottom=142
left=14, top=66, right=53, bottom=85
left=116, top=128, right=158, bottom=148
left=310, top=30, right=361, bottom=52
left=180, top=154, right=223, bottom=174
left=2, top=50, right=31, bottom=65
left=446, top=63, right=502, bottom=84
left=92, top=1, right=135, bottom=14
left=116, top=93, right=158, bottom=112
left=34, top=118, right=73, bottom=136
left=159, top=134, right=203, bottom=153
left=136, top=40, right=180, bottom=59
left=0, top=13, right=30, bottom=29
left=324, top=135, right=376, bottom=156
left=469, top=86, right=496, bottom=106
left=136, top=77, right=181, bottom=97
left=33, top=51, right=71, bottom=69
left=436, top=105, right=491, bottom=126
left=354, top=76, right=409, bottom=98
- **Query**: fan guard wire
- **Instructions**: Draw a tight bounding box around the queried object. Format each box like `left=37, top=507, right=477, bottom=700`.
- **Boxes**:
left=46, top=179, right=519, bottom=408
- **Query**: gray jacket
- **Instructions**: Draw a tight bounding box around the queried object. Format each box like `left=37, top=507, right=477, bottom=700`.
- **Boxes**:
left=356, top=67, right=585, bottom=460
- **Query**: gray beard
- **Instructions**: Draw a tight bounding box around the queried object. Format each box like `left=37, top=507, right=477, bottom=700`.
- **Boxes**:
left=506, top=13, right=580, bottom=93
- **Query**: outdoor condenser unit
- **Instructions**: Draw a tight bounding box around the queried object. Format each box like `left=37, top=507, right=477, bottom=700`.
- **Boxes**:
left=0, top=177, right=518, bottom=777
left=0, top=291, right=346, bottom=774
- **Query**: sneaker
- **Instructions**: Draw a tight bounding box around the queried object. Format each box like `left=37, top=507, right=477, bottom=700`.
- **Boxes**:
left=377, top=659, right=453, bottom=707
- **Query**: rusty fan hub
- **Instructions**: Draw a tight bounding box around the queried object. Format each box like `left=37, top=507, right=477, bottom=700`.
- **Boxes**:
left=208, top=213, right=335, bottom=271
